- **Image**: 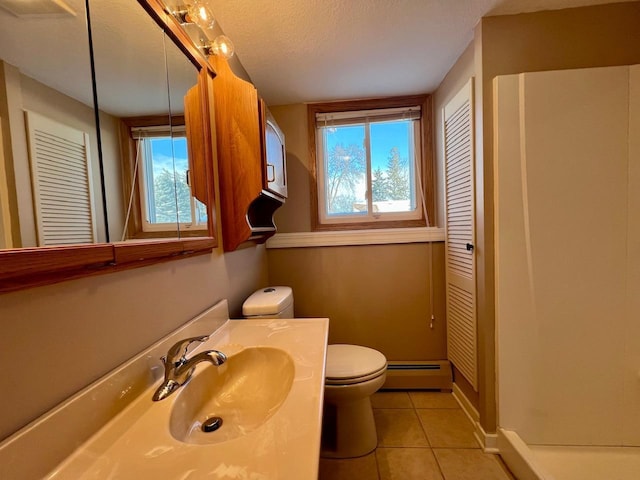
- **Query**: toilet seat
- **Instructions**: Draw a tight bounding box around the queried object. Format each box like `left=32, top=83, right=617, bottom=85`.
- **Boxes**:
left=325, top=344, right=387, bottom=385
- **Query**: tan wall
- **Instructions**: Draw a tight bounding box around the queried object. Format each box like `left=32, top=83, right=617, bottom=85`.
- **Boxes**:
left=268, top=242, right=446, bottom=360
left=0, top=245, right=268, bottom=441
left=97, top=111, right=125, bottom=242
left=269, top=104, right=312, bottom=233
left=433, top=41, right=475, bottom=228
left=472, top=1, right=640, bottom=433
left=0, top=114, right=8, bottom=248
left=0, top=62, right=21, bottom=248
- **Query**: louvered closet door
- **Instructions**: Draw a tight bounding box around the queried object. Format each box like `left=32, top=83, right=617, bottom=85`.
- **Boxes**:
left=25, top=111, right=96, bottom=246
left=444, top=79, right=477, bottom=391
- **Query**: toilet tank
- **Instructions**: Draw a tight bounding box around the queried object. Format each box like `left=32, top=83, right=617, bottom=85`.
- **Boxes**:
left=242, top=286, right=294, bottom=318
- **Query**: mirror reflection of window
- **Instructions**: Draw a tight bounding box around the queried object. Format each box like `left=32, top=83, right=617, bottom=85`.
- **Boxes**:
left=138, top=134, right=207, bottom=231
left=126, top=124, right=207, bottom=237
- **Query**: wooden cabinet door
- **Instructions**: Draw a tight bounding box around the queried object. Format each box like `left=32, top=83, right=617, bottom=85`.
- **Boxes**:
left=210, top=56, right=263, bottom=251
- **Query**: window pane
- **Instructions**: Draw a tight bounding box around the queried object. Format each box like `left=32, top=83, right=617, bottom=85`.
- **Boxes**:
left=145, top=137, right=194, bottom=224
left=172, top=137, right=207, bottom=226
left=322, top=125, right=367, bottom=216
left=370, top=120, right=417, bottom=213
left=194, top=198, right=208, bottom=225
left=170, top=136, right=193, bottom=224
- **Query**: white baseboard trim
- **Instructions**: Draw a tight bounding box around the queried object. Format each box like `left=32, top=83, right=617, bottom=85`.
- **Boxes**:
left=452, top=383, right=498, bottom=453
left=452, top=383, right=479, bottom=423
left=478, top=424, right=499, bottom=453
left=497, top=428, right=551, bottom=480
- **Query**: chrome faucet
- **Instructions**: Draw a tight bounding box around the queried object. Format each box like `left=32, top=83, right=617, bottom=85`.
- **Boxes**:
left=152, top=335, right=227, bottom=401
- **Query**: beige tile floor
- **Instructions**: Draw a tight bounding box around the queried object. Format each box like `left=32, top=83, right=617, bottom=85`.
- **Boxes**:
left=318, top=391, right=515, bottom=480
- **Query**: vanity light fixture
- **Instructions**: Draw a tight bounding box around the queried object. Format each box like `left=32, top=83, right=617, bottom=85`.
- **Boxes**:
left=173, top=0, right=215, bottom=30
left=202, top=35, right=235, bottom=58
left=168, top=1, right=235, bottom=61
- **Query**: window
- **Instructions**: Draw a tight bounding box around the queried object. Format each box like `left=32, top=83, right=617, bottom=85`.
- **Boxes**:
left=309, top=96, right=433, bottom=230
left=135, top=130, right=207, bottom=232
left=120, top=119, right=208, bottom=239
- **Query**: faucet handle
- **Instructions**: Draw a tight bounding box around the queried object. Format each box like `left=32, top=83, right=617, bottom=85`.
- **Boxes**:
left=165, top=335, right=210, bottom=365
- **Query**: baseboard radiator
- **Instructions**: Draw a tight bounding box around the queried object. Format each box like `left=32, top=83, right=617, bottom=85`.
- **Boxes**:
left=382, top=360, right=452, bottom=390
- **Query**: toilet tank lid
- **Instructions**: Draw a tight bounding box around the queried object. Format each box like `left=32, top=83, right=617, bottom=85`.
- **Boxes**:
left=243, top=286, right=293, bottom=316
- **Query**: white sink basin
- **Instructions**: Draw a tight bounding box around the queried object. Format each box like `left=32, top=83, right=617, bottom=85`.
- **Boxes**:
left=170, top=346, right=295, bottom=445
left=44, top=317, right=328, bottom=480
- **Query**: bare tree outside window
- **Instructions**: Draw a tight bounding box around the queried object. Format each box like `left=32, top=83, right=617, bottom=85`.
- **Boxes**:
left=325, top=142, right=366, bottom=214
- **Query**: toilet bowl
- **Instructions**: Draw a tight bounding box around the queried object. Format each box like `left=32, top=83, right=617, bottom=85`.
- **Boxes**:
left=322, top=344, right=386, bottom=458
left=242, top=287, right=387, bottom=458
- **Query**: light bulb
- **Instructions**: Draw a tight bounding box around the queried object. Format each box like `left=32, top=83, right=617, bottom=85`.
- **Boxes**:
left=208, top=35, right=234, bottom=59
left=186, top=1, right=215, bottom=30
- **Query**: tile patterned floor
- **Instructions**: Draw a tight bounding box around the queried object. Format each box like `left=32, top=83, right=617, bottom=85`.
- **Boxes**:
left=318, top=391, right=515, bottom=480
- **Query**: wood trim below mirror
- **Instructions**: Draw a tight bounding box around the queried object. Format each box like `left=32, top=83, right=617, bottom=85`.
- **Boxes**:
left=0, top=237, right=215, bottom=294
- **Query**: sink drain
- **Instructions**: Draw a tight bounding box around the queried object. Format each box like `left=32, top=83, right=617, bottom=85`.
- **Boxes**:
left=202, top=416, right=223, bottom=433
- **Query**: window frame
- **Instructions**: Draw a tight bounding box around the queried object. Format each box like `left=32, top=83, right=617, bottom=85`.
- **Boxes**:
left=308, top=95, right=434, bottom=231
left=315, top=113, right=423, bottom=224
left=119, top=115, right=208, bottom=239
left=135, top=132, right=207, bottom=233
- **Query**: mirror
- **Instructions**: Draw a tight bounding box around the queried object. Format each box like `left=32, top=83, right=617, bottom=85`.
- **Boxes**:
left=0, top=0, right=98, bottom=248
left=0, top=0, right=209, bottom=249
left=91, top=0, right=206, bottom=241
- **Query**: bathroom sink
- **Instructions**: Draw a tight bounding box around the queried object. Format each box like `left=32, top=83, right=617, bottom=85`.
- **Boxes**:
left=41, top=314, right=328, bottom=480
left=169, top=346, right=295, bottom=444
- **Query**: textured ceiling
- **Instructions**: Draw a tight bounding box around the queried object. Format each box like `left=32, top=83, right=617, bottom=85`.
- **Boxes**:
left=0, top=1, right=635, bottom=114
left=206, top=0, right=638, bottom=105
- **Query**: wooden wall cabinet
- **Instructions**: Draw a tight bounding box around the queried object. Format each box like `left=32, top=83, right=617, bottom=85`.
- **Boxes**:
left=209, top=56, right=287, bottom=252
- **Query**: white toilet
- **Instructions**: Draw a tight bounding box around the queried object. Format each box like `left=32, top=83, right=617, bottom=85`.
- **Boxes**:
left=243, top=286, right=387, bottom=458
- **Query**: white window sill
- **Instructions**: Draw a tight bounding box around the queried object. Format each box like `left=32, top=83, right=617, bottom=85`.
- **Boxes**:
left=265, top=227, right=444, bottom=249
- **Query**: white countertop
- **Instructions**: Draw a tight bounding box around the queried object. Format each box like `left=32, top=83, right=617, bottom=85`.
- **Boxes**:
left=46, top=318, right=329, bottom=479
